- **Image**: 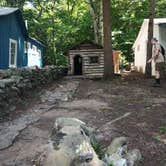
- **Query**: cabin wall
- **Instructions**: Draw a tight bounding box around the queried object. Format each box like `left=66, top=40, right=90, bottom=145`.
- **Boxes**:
left=69, top=49, right=104, bottom=77
left=68, top=49, right=120, bottom=77
left=0, top=13, right=26, bottom=69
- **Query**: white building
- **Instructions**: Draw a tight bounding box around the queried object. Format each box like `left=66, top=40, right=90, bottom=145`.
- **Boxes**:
left=133, top=18, right=166, bottom=75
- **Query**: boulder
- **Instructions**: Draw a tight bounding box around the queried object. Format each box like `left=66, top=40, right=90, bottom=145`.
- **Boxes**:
left=44, top=118, right=106, bottom=166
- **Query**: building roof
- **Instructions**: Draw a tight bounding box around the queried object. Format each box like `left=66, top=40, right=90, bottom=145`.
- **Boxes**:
left=0, top=7, right=28, bottom=37
left=133, top=18, right=166, bottom=49
left=69, top=41, right=103, bottom=50
left=28, top=37, right=45, bottom=48
left=0, top=7, right=45, bottom=46
left=0, top=7, right=18, bottom=16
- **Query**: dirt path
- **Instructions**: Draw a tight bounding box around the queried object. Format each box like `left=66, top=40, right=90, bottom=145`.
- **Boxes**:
left=0, top=74, right=166, bottom=166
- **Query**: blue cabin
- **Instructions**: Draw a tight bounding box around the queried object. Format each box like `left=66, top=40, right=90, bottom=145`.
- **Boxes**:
left=0, top=7, right=44, bottom=69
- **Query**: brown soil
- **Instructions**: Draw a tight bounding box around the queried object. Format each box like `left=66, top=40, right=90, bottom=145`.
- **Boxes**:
left=0, top=72, right=166, bottom=166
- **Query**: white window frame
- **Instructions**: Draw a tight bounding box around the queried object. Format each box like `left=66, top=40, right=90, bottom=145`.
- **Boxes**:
left=32, top=45, right=37, bottom=52
left=27, top=42, right=31, bottom=49
left=37, top=49, right=41, bottom=56
left=24, top=41, right=28, bottom=53
left=9, top=39, right=17, bottom=68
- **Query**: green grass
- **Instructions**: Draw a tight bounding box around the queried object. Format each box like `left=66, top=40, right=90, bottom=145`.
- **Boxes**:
left=159, top=126, right=166, bottom=135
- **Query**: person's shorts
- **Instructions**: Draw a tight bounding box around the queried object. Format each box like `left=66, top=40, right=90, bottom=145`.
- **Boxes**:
left=155, top=62, right=165, bottom=72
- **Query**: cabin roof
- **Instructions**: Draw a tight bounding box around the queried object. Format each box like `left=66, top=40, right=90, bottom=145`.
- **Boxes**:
left=69, top=41, right=103, bottom=50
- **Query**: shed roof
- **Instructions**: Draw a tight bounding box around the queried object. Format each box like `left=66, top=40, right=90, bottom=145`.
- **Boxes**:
left=69, top=41, right=103, bottom=50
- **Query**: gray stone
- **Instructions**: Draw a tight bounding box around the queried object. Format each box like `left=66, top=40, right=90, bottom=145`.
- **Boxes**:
left=43, top=118, right=106, bottom=166
left=126, top=149, right=142, bottom=166
left=107, top=137, right=128, bottom=155
left=105, top=153, right=127, bottom=166
left=0, top=78, right=15, bottom=88
left=11, top=75, right=23, bottom=83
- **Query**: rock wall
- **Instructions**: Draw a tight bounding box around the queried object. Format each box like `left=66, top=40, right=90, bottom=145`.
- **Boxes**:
left=0, top=66, right=67, bottom=119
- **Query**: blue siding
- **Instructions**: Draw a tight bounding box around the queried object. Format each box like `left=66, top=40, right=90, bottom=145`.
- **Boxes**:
left=0, top=13, right=26, bottom=69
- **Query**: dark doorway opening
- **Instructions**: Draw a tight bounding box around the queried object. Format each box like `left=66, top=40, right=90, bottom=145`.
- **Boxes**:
left=74, top=55, right=82, bottom=75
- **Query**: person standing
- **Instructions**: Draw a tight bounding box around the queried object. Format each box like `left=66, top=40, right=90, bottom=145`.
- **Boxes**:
left=147, top=37, right=165, bottom=87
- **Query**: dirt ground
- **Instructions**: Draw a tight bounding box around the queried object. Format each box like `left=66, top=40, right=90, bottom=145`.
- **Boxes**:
left=0, top=72, right=166, bottom=166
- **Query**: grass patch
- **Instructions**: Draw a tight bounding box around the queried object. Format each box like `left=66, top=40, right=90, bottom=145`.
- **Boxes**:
left=159, top=126, right=166, bottom=135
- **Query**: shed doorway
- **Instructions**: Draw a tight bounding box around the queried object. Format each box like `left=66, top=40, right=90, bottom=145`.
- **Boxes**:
left=74, top=55, right=82, bottom=75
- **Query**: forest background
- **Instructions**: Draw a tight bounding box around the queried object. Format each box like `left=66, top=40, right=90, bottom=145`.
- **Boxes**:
left=1, top=0, right=166, bottom=67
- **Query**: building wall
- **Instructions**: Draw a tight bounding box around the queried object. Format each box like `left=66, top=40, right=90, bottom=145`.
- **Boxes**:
left=69, top=49, right=104, bottom=77
left=27, top=39, right=43, bottom=68
left=68, top=49, right=120, bottom=77
left=134, top=22, right=166, bottom=76
left=0, top=13, right=26, bottom=69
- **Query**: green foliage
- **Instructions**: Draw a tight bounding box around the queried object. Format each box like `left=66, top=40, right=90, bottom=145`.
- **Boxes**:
left=108, top=164, right=114, bottom=166
left=2, top=0, right=166, bottom=66
left=23, top=0, right=93, bottom=66
left=91, top=140, right=105, bottom=159
left=159, top=126, right=166, bottom=135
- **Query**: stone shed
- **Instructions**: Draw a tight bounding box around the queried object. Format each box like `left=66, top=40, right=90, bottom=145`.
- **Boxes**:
left=67, top=41, right=120, bottom=77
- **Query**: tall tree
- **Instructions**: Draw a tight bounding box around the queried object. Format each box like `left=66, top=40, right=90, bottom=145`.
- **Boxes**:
left=145, top=0, right=155, bottom=77
left=86, top=0, right=103, bottom=44
left=102, top=0, right=114, bottom=78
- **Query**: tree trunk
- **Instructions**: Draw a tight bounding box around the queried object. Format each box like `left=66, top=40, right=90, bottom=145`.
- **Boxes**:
left=145, top=0, right=155, bottom=77
left=88, top=2, right=99, bottom=43
left=87, top=0, right=102, bottom=44
left=102, top=0, right=114, bottom=78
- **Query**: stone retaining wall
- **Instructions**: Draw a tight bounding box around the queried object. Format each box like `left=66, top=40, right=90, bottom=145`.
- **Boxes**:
left=0, top=66, right=67, bottom=119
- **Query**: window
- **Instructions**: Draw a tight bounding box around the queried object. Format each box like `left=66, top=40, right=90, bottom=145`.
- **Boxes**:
left=24, top=41, right=28, bottom=53
left=27, top=42, right=31, bottom=49
left=32, top=45, right=37, bottom=52
left=89, top=56, right=99, bottom=64
left=37, top=49, right=41, bottom=56
left=9, top=39, right=17, bottom=67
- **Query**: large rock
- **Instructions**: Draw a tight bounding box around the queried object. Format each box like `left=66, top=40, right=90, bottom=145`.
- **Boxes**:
left=105, top=137, right=142, bottom=166
left=107, top=137, right=128, bottom=155
left=44, top=118, right=106, bottom=166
